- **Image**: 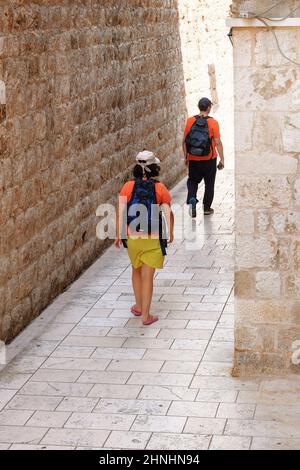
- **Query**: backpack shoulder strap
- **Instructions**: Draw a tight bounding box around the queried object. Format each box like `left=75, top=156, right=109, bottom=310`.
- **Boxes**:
left=195, top=115, right=211, bottom=123
left=128, top=180, right=139, bottom=203
left=148, top=179, right=158, bottom=204
left=205, top=117, right=215, bottom=158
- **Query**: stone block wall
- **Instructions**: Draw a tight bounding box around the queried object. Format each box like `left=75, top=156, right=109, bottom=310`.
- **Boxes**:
left=0, top=0, right=187, bottom=342
left=232, top=21, right=300, bottom=374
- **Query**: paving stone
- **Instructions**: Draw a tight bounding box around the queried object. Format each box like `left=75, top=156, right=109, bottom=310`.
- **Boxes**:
left=196, top=361, right=233, bottom=377
left=0, top=426, right=48, bottom=444
left=0, top=410, right=34, bottom=426
left=225, top=419, right=300, bottom=438
left=161, top=295, right=204, bottom=303
left=4, top=356, right=47, bottom=374
left=40, top=357, right=110, bottom=371
left=155, top=273, right=193, bottom=280
left=251, top=437, right=300, bottom=450
left=128, top=373, right=193, bottom=387
left=161, top=361, right=199, bottom=374
left=186, top=320, right=218, bottom=330
left=23, top=341, right=60, bottom=357
left=69, top=326, right=111, bottom=337
left=122, top=338, right=173, bottom=349
left=65, top=412, right=135, bottom=430
left=50, top=346, right=96, bottom=358
left=0, top=373, right=31, bottom=390
left=6, top=395, right=63, bottom=411
left=196, top=389, right=238, bottom=403
left=237, top=391, right=261, bottom=404
left=107, top=359, right=163, bottom=373
left=147, top=433, right=210, bottom=450
left=39, top=324, right=75, bottom=341
left=167, top=311, right=219, bottom=321
left=78, top=318, right=128, bottom=327
left=187, top=304, right=223, bottom=313
left=211, top=328, right=234, bottom=342
left=132, top=415, right=186, bottom=433
left=184, top=288, right=215, bottom=295
left=104, top=431, right=151, bottom=449
left=0, top=389, right=18, bottom=410
left=31, top=369, right=82, bottom=383
left=191, top=376, right=260, bottom=391
left=255, top=404, right=300, bottom=422
left=126, top=319, right=188, bottom=329
left=54, top=311, right=88, bottom=324
left=108, top=328, right=159, bottom=338
left=143, top=349, right=204, bottom=362
left=61, top=336, right=125, bottom=348
left=109, top=308, right=168, bottom=318
left=171, top=339, right=208, bottom=350
left=19, top=381, right=93, bottom=397
left=184, top=417, right=226, bottom=435
left=77, top=371, right=131, bottom=385
left=9, top=444, right=75, bottom=450
left=218, top=316, right=234, bottom=328
left=203, top=341, right=234, bottom=363
left=210, top=435, right=251, bottom=450
left=26, top=411, right=71, bottom=428
left=41, top=428, right=110, bottom=447
left=88, top=384, right=142, bottom=399
left=95, top=398, right=170, bottom=416
left=168, top=401, right=218, bottom=418
left=217, top=403, right=256, bottom=419
left=85, top=308, right=113, bottom=318
left=138, top=386, right=197, bottom=402
left=158, top=329, right=212, bottom=340
left=56, top=397, right=99, bottom=413
left=91, top=347, right=145, bottom=360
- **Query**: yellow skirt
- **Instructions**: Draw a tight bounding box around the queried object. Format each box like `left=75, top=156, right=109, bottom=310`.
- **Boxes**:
left=127, top=237, right=164, bottom=269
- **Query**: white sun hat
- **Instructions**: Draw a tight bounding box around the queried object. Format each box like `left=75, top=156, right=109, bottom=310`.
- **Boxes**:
left=136, top=150, right=160, bottom=166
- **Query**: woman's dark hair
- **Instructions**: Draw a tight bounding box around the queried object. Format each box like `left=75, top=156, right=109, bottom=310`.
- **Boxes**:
left=133, top=162, right=160, bottom=179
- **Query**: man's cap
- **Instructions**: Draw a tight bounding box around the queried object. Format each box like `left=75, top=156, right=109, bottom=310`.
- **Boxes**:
left=198, top=97, right=213, bottom=110
left=136, top=150, right=160, bottom=166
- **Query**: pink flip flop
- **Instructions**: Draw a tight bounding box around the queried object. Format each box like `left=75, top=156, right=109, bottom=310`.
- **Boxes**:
left=142, top=315, right=159, bottom=326
left=131, top=306, right=142, bottom=317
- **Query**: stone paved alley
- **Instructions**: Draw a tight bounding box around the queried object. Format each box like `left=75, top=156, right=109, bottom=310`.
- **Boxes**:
left=0, top=170, right=300, bottom=450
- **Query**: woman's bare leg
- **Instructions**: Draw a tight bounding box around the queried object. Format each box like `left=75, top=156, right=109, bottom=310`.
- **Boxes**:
left=141, top=264, right=156, bottom=321
left=132, top=266, right=142, bottom=312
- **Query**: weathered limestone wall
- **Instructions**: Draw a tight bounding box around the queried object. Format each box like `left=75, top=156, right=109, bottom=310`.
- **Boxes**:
left=233, top=21, right=300, bottom=374
left=0, top=0, right=187, bottom=342
left=231, top=0, right=300, bottom=17
left=178, top=0, right=234, bottom=168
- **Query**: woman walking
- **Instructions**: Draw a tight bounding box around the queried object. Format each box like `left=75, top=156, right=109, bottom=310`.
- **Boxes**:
left=115, top=151, right=174, bottom=325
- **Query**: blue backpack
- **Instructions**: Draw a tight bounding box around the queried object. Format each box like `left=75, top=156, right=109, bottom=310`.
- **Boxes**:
left=122, top=179, right=167, bottom=255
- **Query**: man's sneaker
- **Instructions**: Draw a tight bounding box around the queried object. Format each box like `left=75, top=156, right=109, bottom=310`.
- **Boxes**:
left=188, top=198, right=197, bottom=218
left=204, top=208, right=214, bottom=215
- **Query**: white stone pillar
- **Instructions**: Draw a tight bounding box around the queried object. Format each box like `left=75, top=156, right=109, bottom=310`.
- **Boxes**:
left=229, top=15, right=300, bottom=375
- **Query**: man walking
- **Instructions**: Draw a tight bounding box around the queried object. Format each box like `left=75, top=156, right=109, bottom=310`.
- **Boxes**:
left=183, top=97, right=224, bottom=217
